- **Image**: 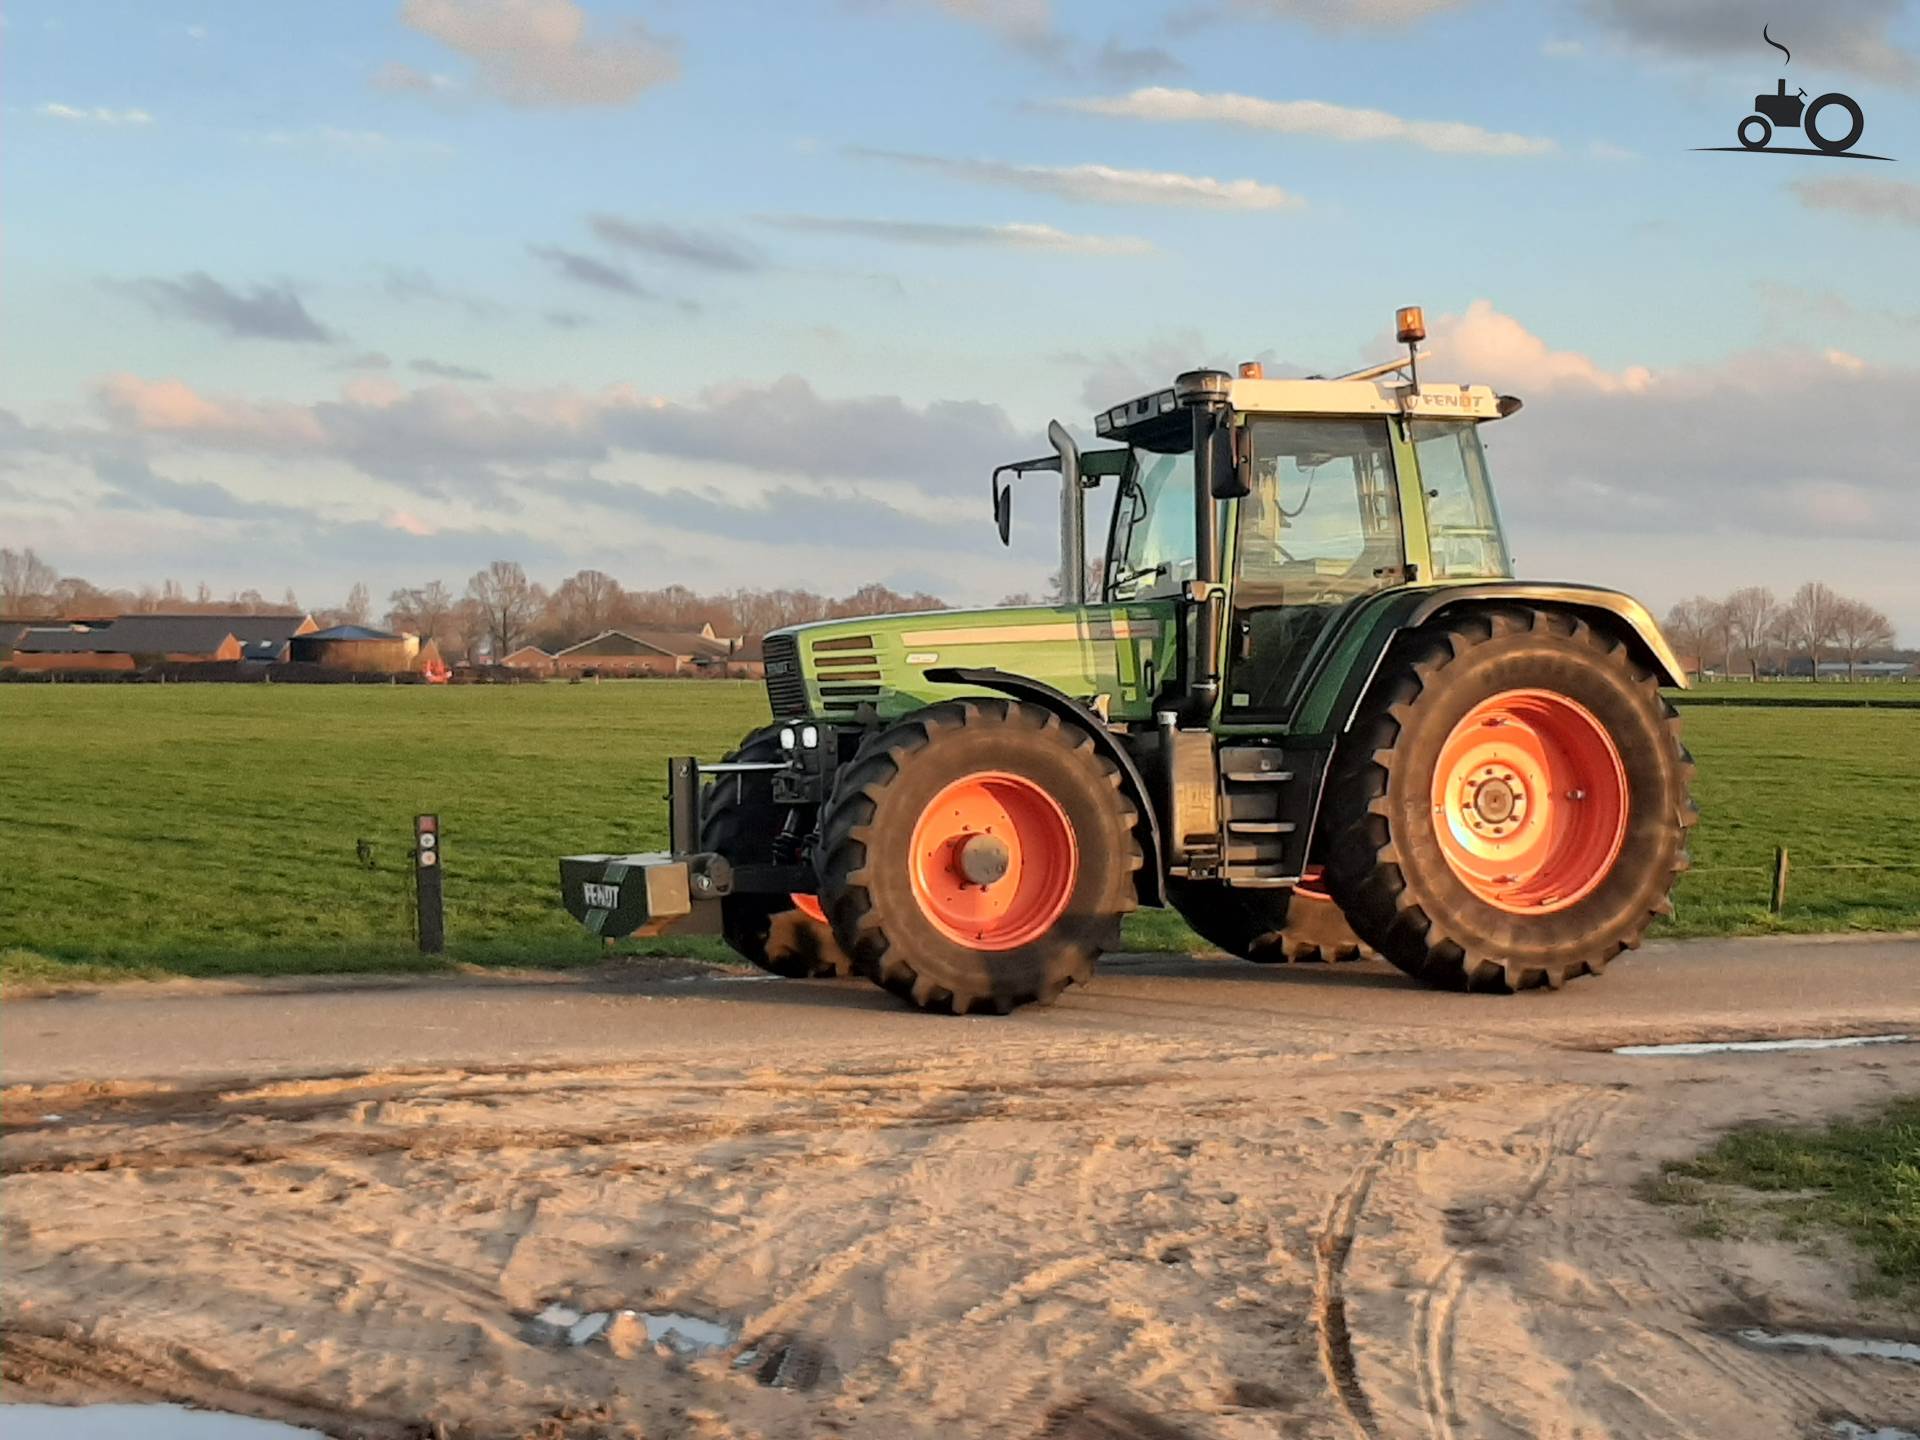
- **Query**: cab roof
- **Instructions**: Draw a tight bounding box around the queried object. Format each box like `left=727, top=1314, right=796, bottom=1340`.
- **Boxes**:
left=1093, top=377, right=1512, bottom=444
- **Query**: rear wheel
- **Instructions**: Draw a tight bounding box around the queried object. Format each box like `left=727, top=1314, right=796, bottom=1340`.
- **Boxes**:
left=1167, top=869, right=1365, bottom=964
left=818, top=699, right=1140, bottom=1013
left=1323, top=606, right=1695, bottom=992
left=701, top=725, right=851, bottom=979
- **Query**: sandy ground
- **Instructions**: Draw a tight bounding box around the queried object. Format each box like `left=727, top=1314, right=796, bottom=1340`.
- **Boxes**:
left=3, top=936, right=1918, bottom=1440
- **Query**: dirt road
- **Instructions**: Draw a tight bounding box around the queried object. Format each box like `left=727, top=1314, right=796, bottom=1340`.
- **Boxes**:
left=4, top=935, right=1918, bottom=1439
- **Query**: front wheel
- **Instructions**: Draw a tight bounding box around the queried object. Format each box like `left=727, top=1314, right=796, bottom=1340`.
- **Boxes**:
left=1738, top=114, right=1772, bottom=149
left=818, top=699, right=1141, bottom=1013
left=701, top=725, right=852, bottom=979
left=1323, top=607, right=1695, bottom=992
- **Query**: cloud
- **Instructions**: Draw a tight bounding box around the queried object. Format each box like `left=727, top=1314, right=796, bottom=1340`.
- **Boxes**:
left=1092, top=39, right=1185, bottom=82
left=1055, top=87, right=1554, bottom=157
left=396, top=0, right=679, bottom=107
left=382, top=266, right=505, bottom=317
left=545, top=309, right=592, bottom=328
left=96, top=375, right=327, bottom=447
left=251, top=125, right=453, bottom=157
left=1407, top=303, right=1917, bottom=557
left=370, top=61, right=455, bottom=94
left=36, top=102, right=153, bottom=125
left=1790, top=176, right=1920, bottom=228
left=587, top=216, right=765, bottom=273
left=903, top=0, right=1060, bottom=54
left=339, top=351, right=395, bottom=371
left=411, top=358, right=496, bottom=382
left=763, top=215, right=1154, bottom=255
left=528, top=244, right=652, bottom=297
left=1541, top=38, right=1583, bottom=57
left=1206, top=0, right=1475, bottom=30
left=851, top=147, right=1303, bottom=209
left=1582, top=0, right=1918, bottom=88
left=86, top=372, right=1031, bottom=499
left=108, top=273, right=340, bottom=343
left=1424, top=299, right=1651, bottom=392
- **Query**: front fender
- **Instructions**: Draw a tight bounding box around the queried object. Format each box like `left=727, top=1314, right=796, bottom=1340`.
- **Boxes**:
left=1292, top=582, right=1688, bottom=738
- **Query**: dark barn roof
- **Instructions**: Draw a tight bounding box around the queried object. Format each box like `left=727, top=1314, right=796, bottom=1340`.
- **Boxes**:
left=107, top=613, right=313, bottom=652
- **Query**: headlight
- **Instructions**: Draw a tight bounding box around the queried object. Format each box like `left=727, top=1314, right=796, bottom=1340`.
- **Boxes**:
left=800, top=724, right=819, bottom=748
left=779, top=726, right=797, bottom=750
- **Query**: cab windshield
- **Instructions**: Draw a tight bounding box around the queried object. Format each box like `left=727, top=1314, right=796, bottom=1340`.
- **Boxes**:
left=1104, top=447, right=1198, bottom=601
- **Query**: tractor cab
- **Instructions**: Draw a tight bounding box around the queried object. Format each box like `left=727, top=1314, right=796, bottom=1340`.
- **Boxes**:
left=1002, top=307, right=1521, bottom=727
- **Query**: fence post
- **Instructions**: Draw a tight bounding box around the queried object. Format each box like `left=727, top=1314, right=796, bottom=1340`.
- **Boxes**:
left=414, top=814, right=445, bottom=954
left=1770, top=845, right=1790, bottom=915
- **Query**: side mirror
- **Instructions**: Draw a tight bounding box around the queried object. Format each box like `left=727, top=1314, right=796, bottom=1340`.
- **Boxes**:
left=994, top=481, right=1012, bottom=546
left=1211, top=421, right=1252, bottom=500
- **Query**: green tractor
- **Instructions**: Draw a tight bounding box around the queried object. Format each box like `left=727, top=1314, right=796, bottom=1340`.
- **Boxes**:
left=562, top=307, right=1696, bottom=1013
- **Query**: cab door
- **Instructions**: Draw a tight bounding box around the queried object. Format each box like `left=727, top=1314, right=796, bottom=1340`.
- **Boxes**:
left=1222, top=416, right=1407, bottom=722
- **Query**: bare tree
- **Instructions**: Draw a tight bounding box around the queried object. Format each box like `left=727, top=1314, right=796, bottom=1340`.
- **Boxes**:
left=1720, top=586, right=1776, bottom=679
left=0, top=547, right=58, bottom=615
left=341, top=582, right=372, bottom=626
left=543, top=569, right=625, bottom=645
left=1830, top=598, right=1895, bottom=680
left=1781, top=581, right=1842, bottom=679
left=1663, top=595, right=1727, bottom=676
left=466, top=561, right=543, bottom=659
left=387, top=581, right=456, bottom=644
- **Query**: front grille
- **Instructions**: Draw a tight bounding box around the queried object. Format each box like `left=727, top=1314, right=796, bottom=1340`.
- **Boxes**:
left=762, top=634, right=807, bottom=716
left=812, top=636, right=880, bottom=715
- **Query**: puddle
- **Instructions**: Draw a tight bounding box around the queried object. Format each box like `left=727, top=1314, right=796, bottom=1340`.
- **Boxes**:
left=525, top=1304, right=738, bottom=1356
left=1733, top=1329, right=1920, bottom=1364
left=0, top=1404, right=326, bottom=1438
left=1830, top=1423, right=1920, bottom=1440
left=1614, top=1034, right=1912, bottom=1057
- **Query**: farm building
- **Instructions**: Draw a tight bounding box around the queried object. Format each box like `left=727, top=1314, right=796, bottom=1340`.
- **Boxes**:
left=288, top=624, right=444, bottom=674
left=551, top=625, right=745, bottom=677
left=5, top=613, right=318, bottom=673
left=501, top=645, right=556, bottom=675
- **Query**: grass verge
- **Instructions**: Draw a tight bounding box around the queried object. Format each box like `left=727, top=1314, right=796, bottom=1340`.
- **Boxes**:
left=1644, top=1096, right=1920, bottom=1298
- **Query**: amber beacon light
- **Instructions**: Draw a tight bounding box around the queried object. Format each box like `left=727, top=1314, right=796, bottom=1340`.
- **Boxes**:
left=1395, top=306, right=1427, bottom=344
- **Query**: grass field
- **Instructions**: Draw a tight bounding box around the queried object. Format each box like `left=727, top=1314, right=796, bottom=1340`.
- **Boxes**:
left=2, top=681, right=1916, bottom=984
left=1646, top=1096, right=1920, bottom=1298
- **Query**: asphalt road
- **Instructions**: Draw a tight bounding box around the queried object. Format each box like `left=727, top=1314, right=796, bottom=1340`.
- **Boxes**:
left=5, top=932, right=1915, bottom=1086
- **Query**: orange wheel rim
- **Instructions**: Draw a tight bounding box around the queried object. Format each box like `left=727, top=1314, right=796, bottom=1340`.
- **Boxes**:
left=1294, top=864, right=1333, bottom=902
left=1429, top=689, right=1628, bottom=914
left=908, top=771, right=1077, bottom=950
left=789, top=893, right=827, bottom=924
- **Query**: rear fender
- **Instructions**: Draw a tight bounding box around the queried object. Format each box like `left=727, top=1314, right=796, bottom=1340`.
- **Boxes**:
left=1299, top=582, right=1688, bottom=739
left=923, top=666, right=1166, bottom=906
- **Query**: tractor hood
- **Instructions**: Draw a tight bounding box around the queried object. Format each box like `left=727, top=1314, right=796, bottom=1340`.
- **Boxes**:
left=762, top=602, right=1178, bottom=726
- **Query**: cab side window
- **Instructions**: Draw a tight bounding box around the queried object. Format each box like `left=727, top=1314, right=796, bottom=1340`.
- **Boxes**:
left=1411, top=421, right=1510, bottom=579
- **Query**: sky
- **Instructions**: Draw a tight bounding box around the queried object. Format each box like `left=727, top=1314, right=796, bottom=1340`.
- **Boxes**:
left=4, top=0, right=1919, bottom=637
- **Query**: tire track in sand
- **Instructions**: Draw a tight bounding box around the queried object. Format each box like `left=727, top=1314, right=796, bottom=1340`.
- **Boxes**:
left=1408, top=1088, right=1619, bottom=1440
left=1314, top=1113, right=1426, bottom=1440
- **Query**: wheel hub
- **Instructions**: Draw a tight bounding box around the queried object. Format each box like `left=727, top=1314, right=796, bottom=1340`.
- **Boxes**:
left=955, top=832, right=1011, bottom=886
left=1463, top=767, right=1525, bottom=832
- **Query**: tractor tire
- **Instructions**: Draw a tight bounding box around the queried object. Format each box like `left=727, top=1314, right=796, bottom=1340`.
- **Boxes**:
left=700, top=724, right=852, bottom=979
left=1167, top=872, right=1366, bottom=964
left=1322, top=606, right=1695, bottom=992
left=818, top=699, right=1141, bottom=1014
